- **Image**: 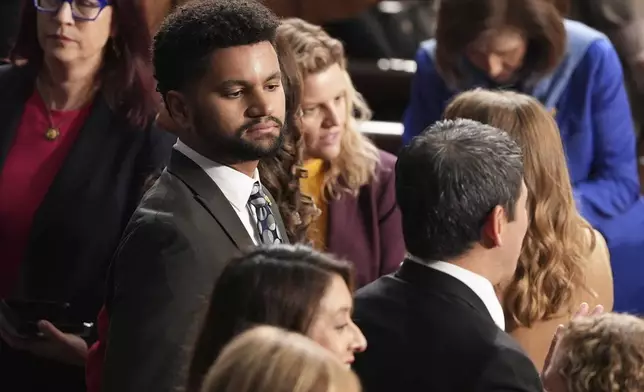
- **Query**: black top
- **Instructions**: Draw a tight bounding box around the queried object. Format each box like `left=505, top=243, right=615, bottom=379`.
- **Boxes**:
left=352, top=259, right=543, bottom=392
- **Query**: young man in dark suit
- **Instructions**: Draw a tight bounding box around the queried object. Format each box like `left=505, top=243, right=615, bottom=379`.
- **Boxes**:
left=95, top=1, right=297, bottom=391
left=352, top=119, right=543, bottom=391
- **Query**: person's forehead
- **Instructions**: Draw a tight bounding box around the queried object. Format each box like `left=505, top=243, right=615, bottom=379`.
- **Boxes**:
left=302, top=64, right=346, bottom=103
left=471, top=29, right=524, bottom=51
left=205, top=41, right=280, bottom=83
left=317, top=275, right=352, bottom=313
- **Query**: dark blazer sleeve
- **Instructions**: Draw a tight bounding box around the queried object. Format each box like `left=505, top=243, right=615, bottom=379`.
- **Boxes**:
left=475, top=347, right=543, bottom=392
left=375, top=151, right=405, bottom=276
left=102, top=216, right=203, bottom=392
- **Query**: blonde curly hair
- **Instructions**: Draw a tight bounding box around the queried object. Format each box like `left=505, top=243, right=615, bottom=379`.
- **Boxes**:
left=276, top=18, right=380, bottom=199
left=443, top=89, right=595, bottom=328
left=556, top=313, right=644, bottom=392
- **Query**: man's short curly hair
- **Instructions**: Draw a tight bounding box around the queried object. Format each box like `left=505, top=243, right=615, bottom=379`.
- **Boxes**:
left=557, top=313, right=644, bottom=392
left=152, top=0, right=280, bottom=99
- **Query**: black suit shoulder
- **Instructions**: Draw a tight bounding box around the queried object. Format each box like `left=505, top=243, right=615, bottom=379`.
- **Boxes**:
left=104, top=169, right=238, bottom=392
left=353, top=273, right=542, bottom=392
left=476, top=343, right=543, bottom=392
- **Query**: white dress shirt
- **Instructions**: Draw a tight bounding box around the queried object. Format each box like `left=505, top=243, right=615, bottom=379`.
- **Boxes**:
left=174, top=140, right=260, bottom=245
left=409, top=256, right=506, bottom=330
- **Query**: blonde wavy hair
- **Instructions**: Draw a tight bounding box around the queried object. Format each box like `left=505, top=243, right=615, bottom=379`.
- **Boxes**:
left=276, top=18, right=380, bottom=199
left=443, top=89, right=595, bottom=327
left=200, top=325, right=362, bottom=392
left=556, top=313, right=644, bottom=392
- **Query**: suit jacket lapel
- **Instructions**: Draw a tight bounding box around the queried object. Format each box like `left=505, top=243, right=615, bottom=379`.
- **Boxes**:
left=168, top=150, right=255, bottom=251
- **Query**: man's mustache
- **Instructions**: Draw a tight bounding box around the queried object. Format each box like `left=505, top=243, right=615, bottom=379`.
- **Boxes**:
left=236, top=116, right=284, bottom=137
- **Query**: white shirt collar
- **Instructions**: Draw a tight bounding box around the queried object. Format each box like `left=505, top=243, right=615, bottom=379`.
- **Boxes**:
left=408, top=255, right=506, bottom=330
left=174, top=140, right=259, bottom=212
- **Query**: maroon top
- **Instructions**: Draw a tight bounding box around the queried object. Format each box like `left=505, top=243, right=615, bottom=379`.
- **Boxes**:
left=0, top=90, right=91, bottom=296
left=327, top=150, right=405, bottom=288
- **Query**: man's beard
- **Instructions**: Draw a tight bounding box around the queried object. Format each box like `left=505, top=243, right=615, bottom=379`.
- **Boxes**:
left=195, top=114, right=286, bottom=164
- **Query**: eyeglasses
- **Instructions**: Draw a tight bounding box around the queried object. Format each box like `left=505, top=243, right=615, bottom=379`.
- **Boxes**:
left=34, top=0, right=111, bottom=22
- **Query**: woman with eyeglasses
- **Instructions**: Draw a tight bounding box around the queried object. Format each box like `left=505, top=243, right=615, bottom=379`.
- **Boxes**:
left=0, top=1, right=175, bottom=391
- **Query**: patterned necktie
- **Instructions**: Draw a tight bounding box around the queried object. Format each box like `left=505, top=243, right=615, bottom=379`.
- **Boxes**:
left=248, top=182, right=283, bottom=244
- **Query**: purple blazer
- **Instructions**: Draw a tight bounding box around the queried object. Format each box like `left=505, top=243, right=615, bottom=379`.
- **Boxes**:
left=327, top=150, right=405, bottom=288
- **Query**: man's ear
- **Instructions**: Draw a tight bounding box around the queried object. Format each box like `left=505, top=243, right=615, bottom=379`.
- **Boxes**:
left=163, top=90, right=192, bottom=133
left=481, top=205, right=506, bottom=248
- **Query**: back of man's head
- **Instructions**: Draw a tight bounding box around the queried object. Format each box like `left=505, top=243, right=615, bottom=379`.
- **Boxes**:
left=396, top=118, right=524, bottom=262
left=153, top=0, right=280, bottom=99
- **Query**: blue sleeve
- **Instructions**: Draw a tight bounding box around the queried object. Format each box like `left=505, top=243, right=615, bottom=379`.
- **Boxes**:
left=402, top=47, right=449, bottom=145
left=574, top=39, right=641, bottom=220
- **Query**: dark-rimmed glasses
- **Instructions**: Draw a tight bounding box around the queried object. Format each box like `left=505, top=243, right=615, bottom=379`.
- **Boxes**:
left=34, top=0, right=111, bottom=22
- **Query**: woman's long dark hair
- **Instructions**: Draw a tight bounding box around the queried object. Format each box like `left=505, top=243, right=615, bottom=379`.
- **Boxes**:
left=259, top=33, right=317, bottom=243
left=186, top=244, right=355, bottom=392
left=10, top=0, right=158, bottom=128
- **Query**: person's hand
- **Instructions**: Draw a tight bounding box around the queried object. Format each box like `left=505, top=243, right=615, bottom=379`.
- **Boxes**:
left=0, top=320, right=88, bottom=366
left=541, top=302, right=604, bottom=378
left=572, top=302, right=604, bottom=318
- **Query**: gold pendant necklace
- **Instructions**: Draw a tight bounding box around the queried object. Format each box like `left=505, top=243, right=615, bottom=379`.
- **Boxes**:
left=36, top=77, right=64, bottom=142
left=45, top=127, right=60, bottom=141
left=36, top=75, right=97, bottom=141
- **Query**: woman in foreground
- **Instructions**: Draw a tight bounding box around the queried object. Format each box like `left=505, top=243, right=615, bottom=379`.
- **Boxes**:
left=200, top=325, right=362, bottom=392
left=187, top=244, right=367, bottom=391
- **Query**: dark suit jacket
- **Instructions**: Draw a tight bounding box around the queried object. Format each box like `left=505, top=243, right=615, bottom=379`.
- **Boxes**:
left=0, top=0, right=21, bottom=59
left=102, top=149, right=288, bottom=392
left=327, top=150, right=404, bottom=288
left=0, top=64, right=175, bottom=392
left=352, top=260, right=543, bottom=392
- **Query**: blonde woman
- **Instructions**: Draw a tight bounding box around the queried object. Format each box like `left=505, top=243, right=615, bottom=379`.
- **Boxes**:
left=201, top=325, right=362, bottom=392
left=443, top=89, right=614, bottom=371
left=276, top=18, right=404, bottom=288
left=542, top=313, right=644, bottom=392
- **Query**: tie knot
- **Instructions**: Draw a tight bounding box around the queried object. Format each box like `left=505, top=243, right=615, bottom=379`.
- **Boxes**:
left=249, top=181, right=268, bottom=206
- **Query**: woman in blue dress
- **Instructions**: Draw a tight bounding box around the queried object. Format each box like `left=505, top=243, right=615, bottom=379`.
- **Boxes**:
left=403, top=0, right=644, bottom=314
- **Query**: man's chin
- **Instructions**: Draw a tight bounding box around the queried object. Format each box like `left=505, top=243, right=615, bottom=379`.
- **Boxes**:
left=247, top=133, right=283, bottom=149
left=229, top=136, right=283, bottom=161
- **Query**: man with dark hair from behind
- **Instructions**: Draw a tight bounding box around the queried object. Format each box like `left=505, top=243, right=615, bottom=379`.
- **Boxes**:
left=100, top=1, right=292, bottom=391
left=352, top=119, right=542, bottom=391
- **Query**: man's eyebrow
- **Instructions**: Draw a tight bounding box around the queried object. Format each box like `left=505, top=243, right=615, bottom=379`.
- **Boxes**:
left=218, top=72, right=282, bottom=89
left=264, top=71, right=282, bottom=82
